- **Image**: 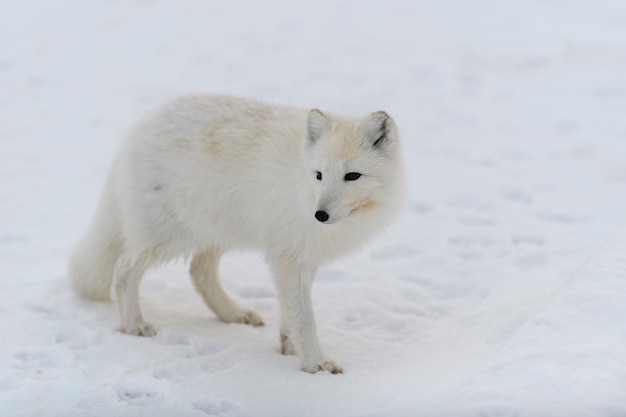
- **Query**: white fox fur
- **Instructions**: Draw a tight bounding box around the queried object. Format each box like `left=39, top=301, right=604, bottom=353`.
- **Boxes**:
left=68, top=95, right=405, bottom=373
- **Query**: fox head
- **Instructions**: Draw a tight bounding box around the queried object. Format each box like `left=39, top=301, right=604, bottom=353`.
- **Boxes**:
left=302, top=108, right=403, bottom=225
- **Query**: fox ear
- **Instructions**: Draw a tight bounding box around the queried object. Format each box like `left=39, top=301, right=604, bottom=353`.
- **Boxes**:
left=306, top=109, right=329, bottom=145
left=361, top=111, right=397, bottom=152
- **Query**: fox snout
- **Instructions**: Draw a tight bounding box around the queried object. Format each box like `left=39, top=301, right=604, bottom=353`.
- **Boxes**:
left=313, top=194, right=347, bottom=225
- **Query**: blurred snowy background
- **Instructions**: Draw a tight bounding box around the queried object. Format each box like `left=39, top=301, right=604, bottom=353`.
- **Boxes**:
left=1, top=1, right=626, bottom=416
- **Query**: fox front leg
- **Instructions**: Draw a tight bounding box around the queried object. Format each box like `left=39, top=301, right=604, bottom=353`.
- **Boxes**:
left=268, top=254, right=343, bottom=374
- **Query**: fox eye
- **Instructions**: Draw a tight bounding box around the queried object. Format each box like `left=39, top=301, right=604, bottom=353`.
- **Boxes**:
left=315, top=171, right=322, bottom=181
left=344, top=172, right=361, bottom=181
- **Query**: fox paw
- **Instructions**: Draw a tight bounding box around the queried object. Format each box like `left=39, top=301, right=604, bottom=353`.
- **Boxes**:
left=121, top=322, right=157, bottom=337
left=222, top=308, right=264, bottom=327
left=237, top=309, right=264, bottom=327
left=302, top=358, right=343, bottom=374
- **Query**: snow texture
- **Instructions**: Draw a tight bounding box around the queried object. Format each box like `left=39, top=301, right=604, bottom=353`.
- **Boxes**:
left=2, top=1, right=626, bottom=416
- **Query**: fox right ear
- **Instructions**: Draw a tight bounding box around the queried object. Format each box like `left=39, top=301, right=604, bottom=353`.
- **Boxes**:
left=306, top=109, right=329, bottom=145
left=360, top=111, right=398, bottom=153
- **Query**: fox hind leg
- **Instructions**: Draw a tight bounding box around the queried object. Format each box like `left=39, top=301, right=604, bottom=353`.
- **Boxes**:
left=189, top=249, right=264, bottom=326
left=112, top=253, right=156, bottom=336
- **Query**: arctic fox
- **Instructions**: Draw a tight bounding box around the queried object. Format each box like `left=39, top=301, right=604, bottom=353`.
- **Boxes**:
left=68, top=95, right=405, bottom=373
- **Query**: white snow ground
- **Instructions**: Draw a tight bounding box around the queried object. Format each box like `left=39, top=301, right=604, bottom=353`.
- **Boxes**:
left=2, top=1, right=626, bottom=416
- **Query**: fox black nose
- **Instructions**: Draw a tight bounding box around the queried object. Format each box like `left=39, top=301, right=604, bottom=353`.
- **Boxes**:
left=315, top=210, right=329, bottom=223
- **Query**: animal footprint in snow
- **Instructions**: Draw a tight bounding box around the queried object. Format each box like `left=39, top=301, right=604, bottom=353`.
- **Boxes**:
left=193, top=399, right=238, bottom=415
left=12, top=348, right=72, bottom=378
left=116, top=380, right=165, bottom=406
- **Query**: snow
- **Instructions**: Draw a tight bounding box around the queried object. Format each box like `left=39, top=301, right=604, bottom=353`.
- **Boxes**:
left=2, top=0, right=626, bottom=416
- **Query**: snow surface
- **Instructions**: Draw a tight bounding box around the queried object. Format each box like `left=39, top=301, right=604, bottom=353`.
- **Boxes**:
left=2, top=1, right=626, bottom=416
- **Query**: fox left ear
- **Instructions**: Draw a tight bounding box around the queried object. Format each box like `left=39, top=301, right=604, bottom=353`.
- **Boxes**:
left=305, top=109, right=330, bottom=146
left=360, top=111, right=398, bottom=152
